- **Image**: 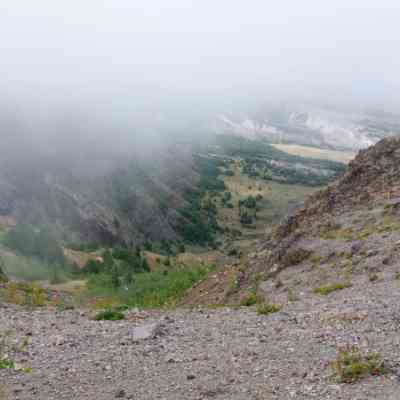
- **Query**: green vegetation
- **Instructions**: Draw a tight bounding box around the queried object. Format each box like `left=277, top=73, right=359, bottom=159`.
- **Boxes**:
left=213, top=134, right=345, bottom=187
left=313, top=282, right=352, bottom=295
left=0, top=257, right=8, bottom=283
left=0, top=330, right=30, bottom=373
left=94, top=309, right=125, bottom=321
left=87, top=262, right=215, bottom=308
left=240, top=292, right=259, bottom=306
left=177, top=156, right=225, bottom=245
left=332, top=347, right=386, bottom=383
left=0, top=358, right=14, bottom=370
left=1, top=282, right=46, bottom=307
left=256, top=302, right=282, bottom=315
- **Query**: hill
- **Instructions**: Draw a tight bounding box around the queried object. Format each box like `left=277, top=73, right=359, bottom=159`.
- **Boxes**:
left=3, top=139, right=400, bottom=399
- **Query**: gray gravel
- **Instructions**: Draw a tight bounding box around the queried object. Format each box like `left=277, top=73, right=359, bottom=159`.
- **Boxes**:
left=2, top=275, right=400, bottom=400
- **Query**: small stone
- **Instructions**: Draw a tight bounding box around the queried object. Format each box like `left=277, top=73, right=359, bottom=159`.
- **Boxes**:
left=115, top=389, right=126, bottom=398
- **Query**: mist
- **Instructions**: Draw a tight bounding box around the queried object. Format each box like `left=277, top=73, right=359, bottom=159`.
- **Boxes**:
left=1, top=0, right=400, bottom=149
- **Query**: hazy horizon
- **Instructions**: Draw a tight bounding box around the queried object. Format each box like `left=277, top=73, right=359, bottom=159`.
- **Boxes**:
left=1, top=0, right=400, bottom=149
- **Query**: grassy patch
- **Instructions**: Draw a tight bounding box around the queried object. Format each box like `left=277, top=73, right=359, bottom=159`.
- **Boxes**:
left=94, top=309, right=125, bottom=321
left=0, top=358, right=15, bottom=370
left=88, top=264, right=215, bottom=308
left=1, top=282, right=47, bottom=307
left=332, top=346, right=386, bottom=383
left=313, top=282, right=352, bottom=295
left=256, top=302, right=281, bottom=315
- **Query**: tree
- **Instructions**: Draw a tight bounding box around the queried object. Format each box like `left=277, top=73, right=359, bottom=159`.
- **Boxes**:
left=141, top=257, right=150, bottom=272
left=0, top=256, right=8, bottom=283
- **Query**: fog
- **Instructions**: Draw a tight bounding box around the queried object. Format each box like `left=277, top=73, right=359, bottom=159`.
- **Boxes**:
left=1, top=0, right=400, bottom=147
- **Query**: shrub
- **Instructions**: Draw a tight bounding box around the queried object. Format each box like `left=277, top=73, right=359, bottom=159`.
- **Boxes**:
left=243, top=196, right=257, bottom=209
left=0, top=358, right=15, bottom=370
left=85, top=259, right=101, bottom=274
left=257, top=302, right=282, bottom=315
left=0, top=257, right=8, bottom=283
left=332, top=346, right=386, bottom=383
left=240, top=293, right=258, bottom=307
left=368, top=272, right=380, bottom=282
left=313, top=282, right=352, bottom=295
left=282, top=248, right=312, bottom=267
left=94, top=309, right=125, bottom=321
left=240, top=212, right=253, bottom=225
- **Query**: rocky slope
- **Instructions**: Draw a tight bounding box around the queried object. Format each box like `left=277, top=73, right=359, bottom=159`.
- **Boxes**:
left=252, top=136, right=400, bottom=279
left=2, top=279, right=400, bottom=400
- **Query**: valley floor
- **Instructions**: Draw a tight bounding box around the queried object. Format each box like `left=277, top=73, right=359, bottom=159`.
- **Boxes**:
left=2, top=274, right=400, bottom=400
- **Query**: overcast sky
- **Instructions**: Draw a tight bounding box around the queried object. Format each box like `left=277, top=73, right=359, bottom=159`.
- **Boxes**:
left=1, top=1, right=400, bottom=108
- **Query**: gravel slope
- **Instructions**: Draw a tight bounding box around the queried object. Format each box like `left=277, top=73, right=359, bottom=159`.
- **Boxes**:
left=2, top=275, right=400, bottom=400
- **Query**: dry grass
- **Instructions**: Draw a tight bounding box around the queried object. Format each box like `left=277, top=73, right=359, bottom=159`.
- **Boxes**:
left=272, top=144, right=355, bottom=164
left=218, top=165, right=316, bottom=236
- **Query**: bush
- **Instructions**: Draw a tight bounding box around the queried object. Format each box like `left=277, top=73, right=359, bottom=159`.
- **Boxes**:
left=85, top=259, right=101, bottom=274
left=94, top=309, right=125, bottom=321
left=240, top=212, right=253, bottom=225
left=0, top=257, right=8, bottom=283
left=257, top=302, right=281, bottom=315
left=240, top=293, right=258, bottom=306
left=313, top=282, right=352, bottom=295
left=332, top=346, right=386, bottom=383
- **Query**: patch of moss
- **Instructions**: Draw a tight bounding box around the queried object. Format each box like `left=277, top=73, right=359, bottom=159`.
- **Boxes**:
left=313, top=282, right=352, bottom=295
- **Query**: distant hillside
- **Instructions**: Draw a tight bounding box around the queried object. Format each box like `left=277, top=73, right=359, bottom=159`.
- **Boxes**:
left=0, top=141, right=199, bottom=246
left=212, top=105, right=400, bottom=151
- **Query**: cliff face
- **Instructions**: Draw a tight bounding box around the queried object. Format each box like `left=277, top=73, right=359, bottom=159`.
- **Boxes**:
left=0, top=143, right=199, bottom=246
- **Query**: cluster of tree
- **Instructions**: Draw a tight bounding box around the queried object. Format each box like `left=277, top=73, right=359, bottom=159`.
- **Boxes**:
left=194, top=155, right=226, bottom=192
left=221, top=191, right=234, bottom=208
left=238, top=195, right=259, bottom=225
left=242, top=158, right=340, bottom=187
left=214, top=134, right=346, bottom=185
left=84, top=247, right=150, bottom=288
left=177, top=156, right=225, bottom=245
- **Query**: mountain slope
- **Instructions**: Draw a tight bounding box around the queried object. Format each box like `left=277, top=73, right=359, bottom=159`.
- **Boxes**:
left=0, top=143, right=199, bottom=246
left=243, top=137, right=400, bottom=300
